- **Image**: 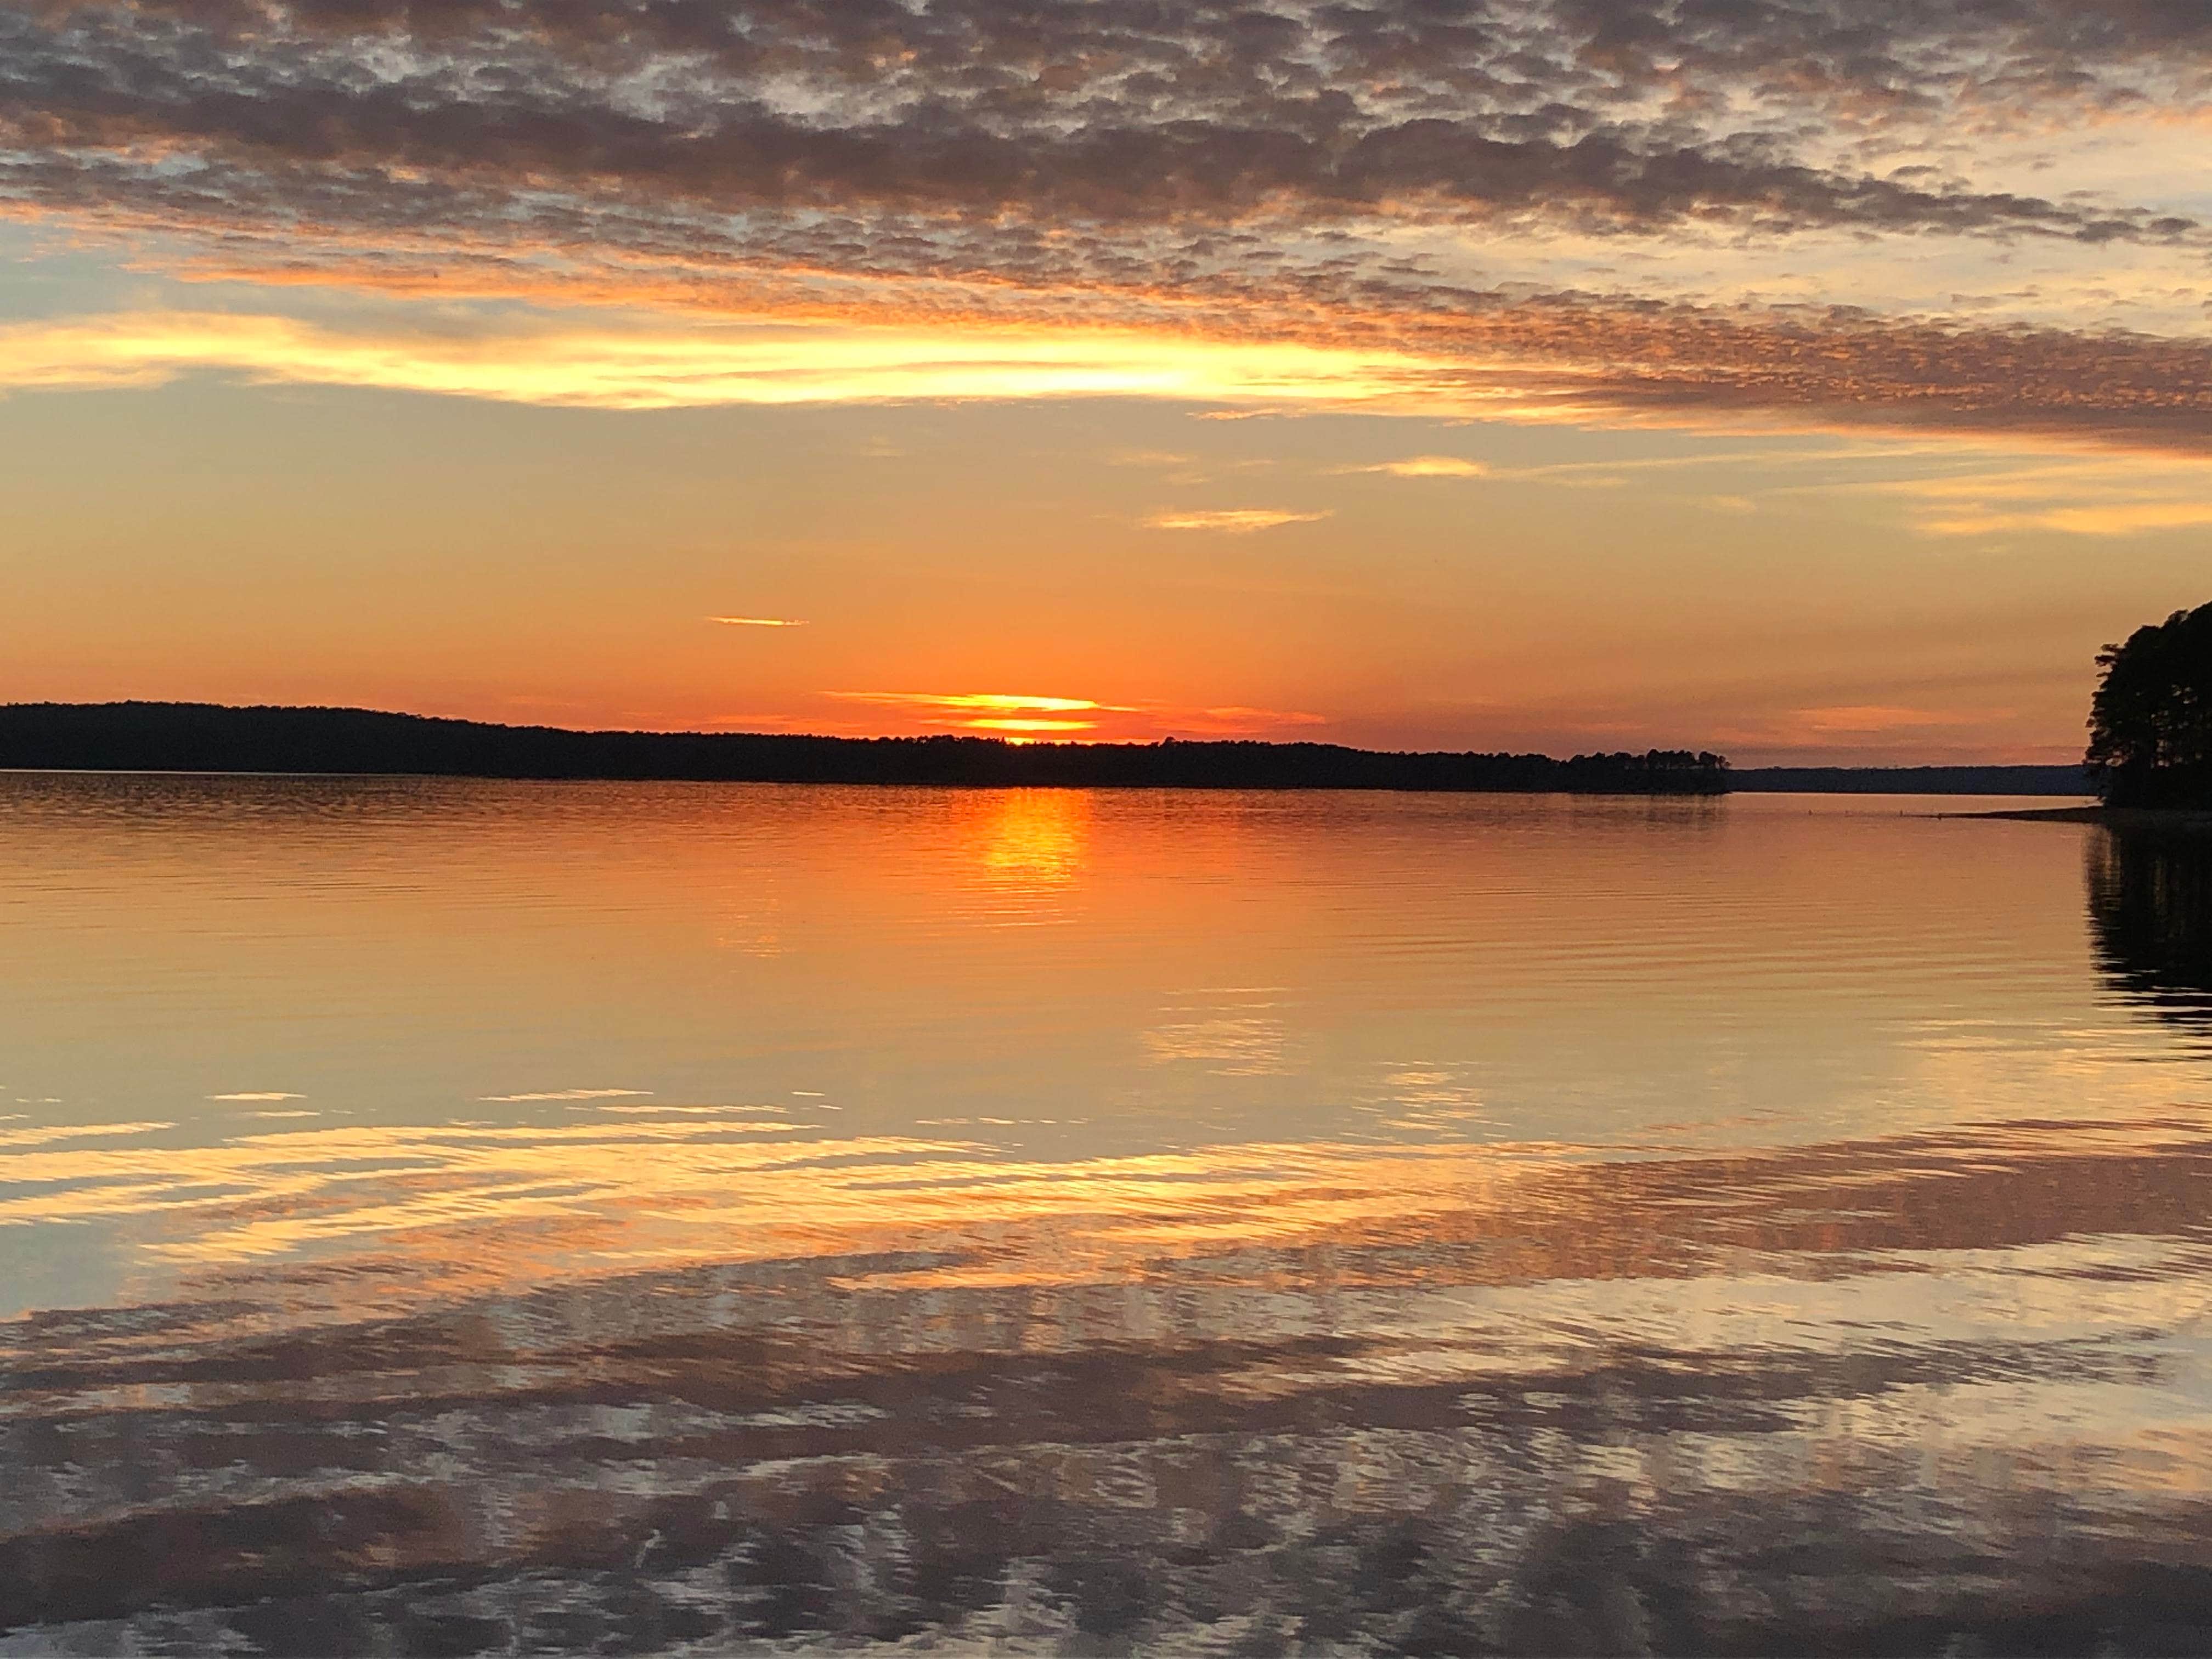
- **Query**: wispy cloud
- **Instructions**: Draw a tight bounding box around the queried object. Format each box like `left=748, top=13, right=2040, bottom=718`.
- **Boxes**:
left=820, top=691, right=1327, bottom=740
left=1184, top=707, right=1330, bottom=734
left=1348, top=457, right=1493, bottom=479
left=708, top=615, right=808, bottom=627
left=1794, top=706, right=2005, bottom=734
left=1792, top=452, right=2212, bottom=537
left=827, top=693, right=1128, bottom=714
left=2, top=305, right=2210, bottom=468
left=823, top=691, right=1127, bottom=735
left=0, top=312, right=1434, bottom=414
left=1918, top=501, right=2212, bottom=538
left=1144, top=509, right=1333, bottom=533
left=478, top=1088, right=654, bottom=1102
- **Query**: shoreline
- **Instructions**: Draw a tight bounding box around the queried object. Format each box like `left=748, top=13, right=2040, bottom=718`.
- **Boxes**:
left=1944, top=804, right=2212, bottom=828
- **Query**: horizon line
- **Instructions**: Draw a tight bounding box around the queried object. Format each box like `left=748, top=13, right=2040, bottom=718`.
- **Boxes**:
left=0, top=699, right=2098, bottom=776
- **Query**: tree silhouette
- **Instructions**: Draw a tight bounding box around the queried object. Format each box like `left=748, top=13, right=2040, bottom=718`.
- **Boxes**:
left=2088, top=601, right=2212, bottom=806
left=0, top=703, right=1733, bottom=794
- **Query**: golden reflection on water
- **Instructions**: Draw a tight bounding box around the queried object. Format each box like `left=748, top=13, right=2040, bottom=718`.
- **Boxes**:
left=11, top=782, right=2212, bottom=1652
left=974, top=787, right=1092, bottom=898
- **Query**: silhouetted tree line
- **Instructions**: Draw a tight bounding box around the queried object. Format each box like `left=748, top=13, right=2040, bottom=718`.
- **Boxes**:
left=2089, top=600, right=2212, bottom=806
left=0, top=703, right=1732, bottom=794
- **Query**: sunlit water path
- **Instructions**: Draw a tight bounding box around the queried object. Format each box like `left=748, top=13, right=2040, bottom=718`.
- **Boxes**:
left=4, top=778, right=2211, bottom=1654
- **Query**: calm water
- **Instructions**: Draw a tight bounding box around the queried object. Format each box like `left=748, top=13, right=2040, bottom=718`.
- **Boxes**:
left=5, top=777, right=2212, bottom=1654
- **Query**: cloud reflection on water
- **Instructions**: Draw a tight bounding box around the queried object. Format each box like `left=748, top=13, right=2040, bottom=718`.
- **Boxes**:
left=7, top=783, right=2212, bottom=1652
left=6, top=1108, right=2212, bottom=1650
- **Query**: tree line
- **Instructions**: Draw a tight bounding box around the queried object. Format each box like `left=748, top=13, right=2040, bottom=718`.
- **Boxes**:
left=0, top=703, right=1731, bottom=794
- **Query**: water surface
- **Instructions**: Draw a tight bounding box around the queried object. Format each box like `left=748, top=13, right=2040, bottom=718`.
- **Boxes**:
left=4, top=778, right=2210, bottom=1654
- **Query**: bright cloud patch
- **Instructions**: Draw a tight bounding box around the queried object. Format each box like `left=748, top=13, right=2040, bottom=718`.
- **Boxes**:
left=0, top=312, right=1444, bottom=413
left=819, top=691, right=1326, bottom=741
left=478, top=1088, right=656, bottom=1103
left=1358, top=458, right=1494, bottom=479
left=1144, top=509, right=1334, bottom=533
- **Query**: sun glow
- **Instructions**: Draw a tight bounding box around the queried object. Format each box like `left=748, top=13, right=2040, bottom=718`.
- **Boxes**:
left=1144, top=508, right=1334, bottom=533
left=807, top=691, right=1335, bottom=742
left=0, top=309, right=1472, bottom=414
left=827, top=693, right=1122, bottom=714
left=825, top=691, right=1127, bottom=736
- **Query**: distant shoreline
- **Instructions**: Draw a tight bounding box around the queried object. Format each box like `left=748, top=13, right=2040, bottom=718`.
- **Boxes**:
left=0, top=702, right=1729, bottom=794
left=0, top=703, right=2107, bottom=797
left=1731, top=764, right=2090, bottom=796
left=1949, top=804, right=2212, bottom=829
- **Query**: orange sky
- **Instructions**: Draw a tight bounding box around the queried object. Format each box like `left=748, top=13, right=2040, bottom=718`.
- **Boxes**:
left=4, top=0, right=2211, bottom=761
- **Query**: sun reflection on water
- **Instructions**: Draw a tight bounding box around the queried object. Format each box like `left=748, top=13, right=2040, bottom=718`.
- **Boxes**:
left=973, top=787, right=1092, bottom=900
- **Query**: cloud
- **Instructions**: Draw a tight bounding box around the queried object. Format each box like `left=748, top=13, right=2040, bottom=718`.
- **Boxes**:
left=0, top=311, right=1435, bottom=411
left=5, top=303, right=2211, bottom=463
left=1353, top=457, right=1494, bottom=478
left=1918, top=501, right=2212, bottom=537
left=819, top=690, right=1329, bottom=740
left=825, top=690, right=1124, bottom=734
left=1795, top=706, right=1996, bottom=733
left=708, top=615, right=807, bottom=627
left=1, top=0, right=2209, bottom=460
left=1144, top=509, right=1334, bottom=533
left=1186, top=707, right=1330, bottom=734
left=1804, top=453, right=2212, bottom=535
left=827, top=692, right=1128, bottom=714
left=478, top=1088, right=654, bottom=1102
left=3, top=0, right=2203, bottom=249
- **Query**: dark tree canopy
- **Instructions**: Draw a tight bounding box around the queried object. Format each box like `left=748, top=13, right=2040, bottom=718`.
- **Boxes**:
left=2089, top=602, right=2212, bottom=806
left=0, top=703, right=1732, bottom=795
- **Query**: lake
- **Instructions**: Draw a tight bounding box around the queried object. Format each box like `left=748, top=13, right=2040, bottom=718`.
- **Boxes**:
left=4, top=777, right=2211, bottom=1654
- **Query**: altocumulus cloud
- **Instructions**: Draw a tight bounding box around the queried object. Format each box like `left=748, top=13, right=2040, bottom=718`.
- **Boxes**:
left=3, top=0, right=2212, bottom=449
left=6, top=0, right=2204, bottom=245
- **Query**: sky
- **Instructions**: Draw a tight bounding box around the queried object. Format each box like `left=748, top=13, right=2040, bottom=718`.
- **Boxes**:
left=3, top=0, right=2211, bottom=762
